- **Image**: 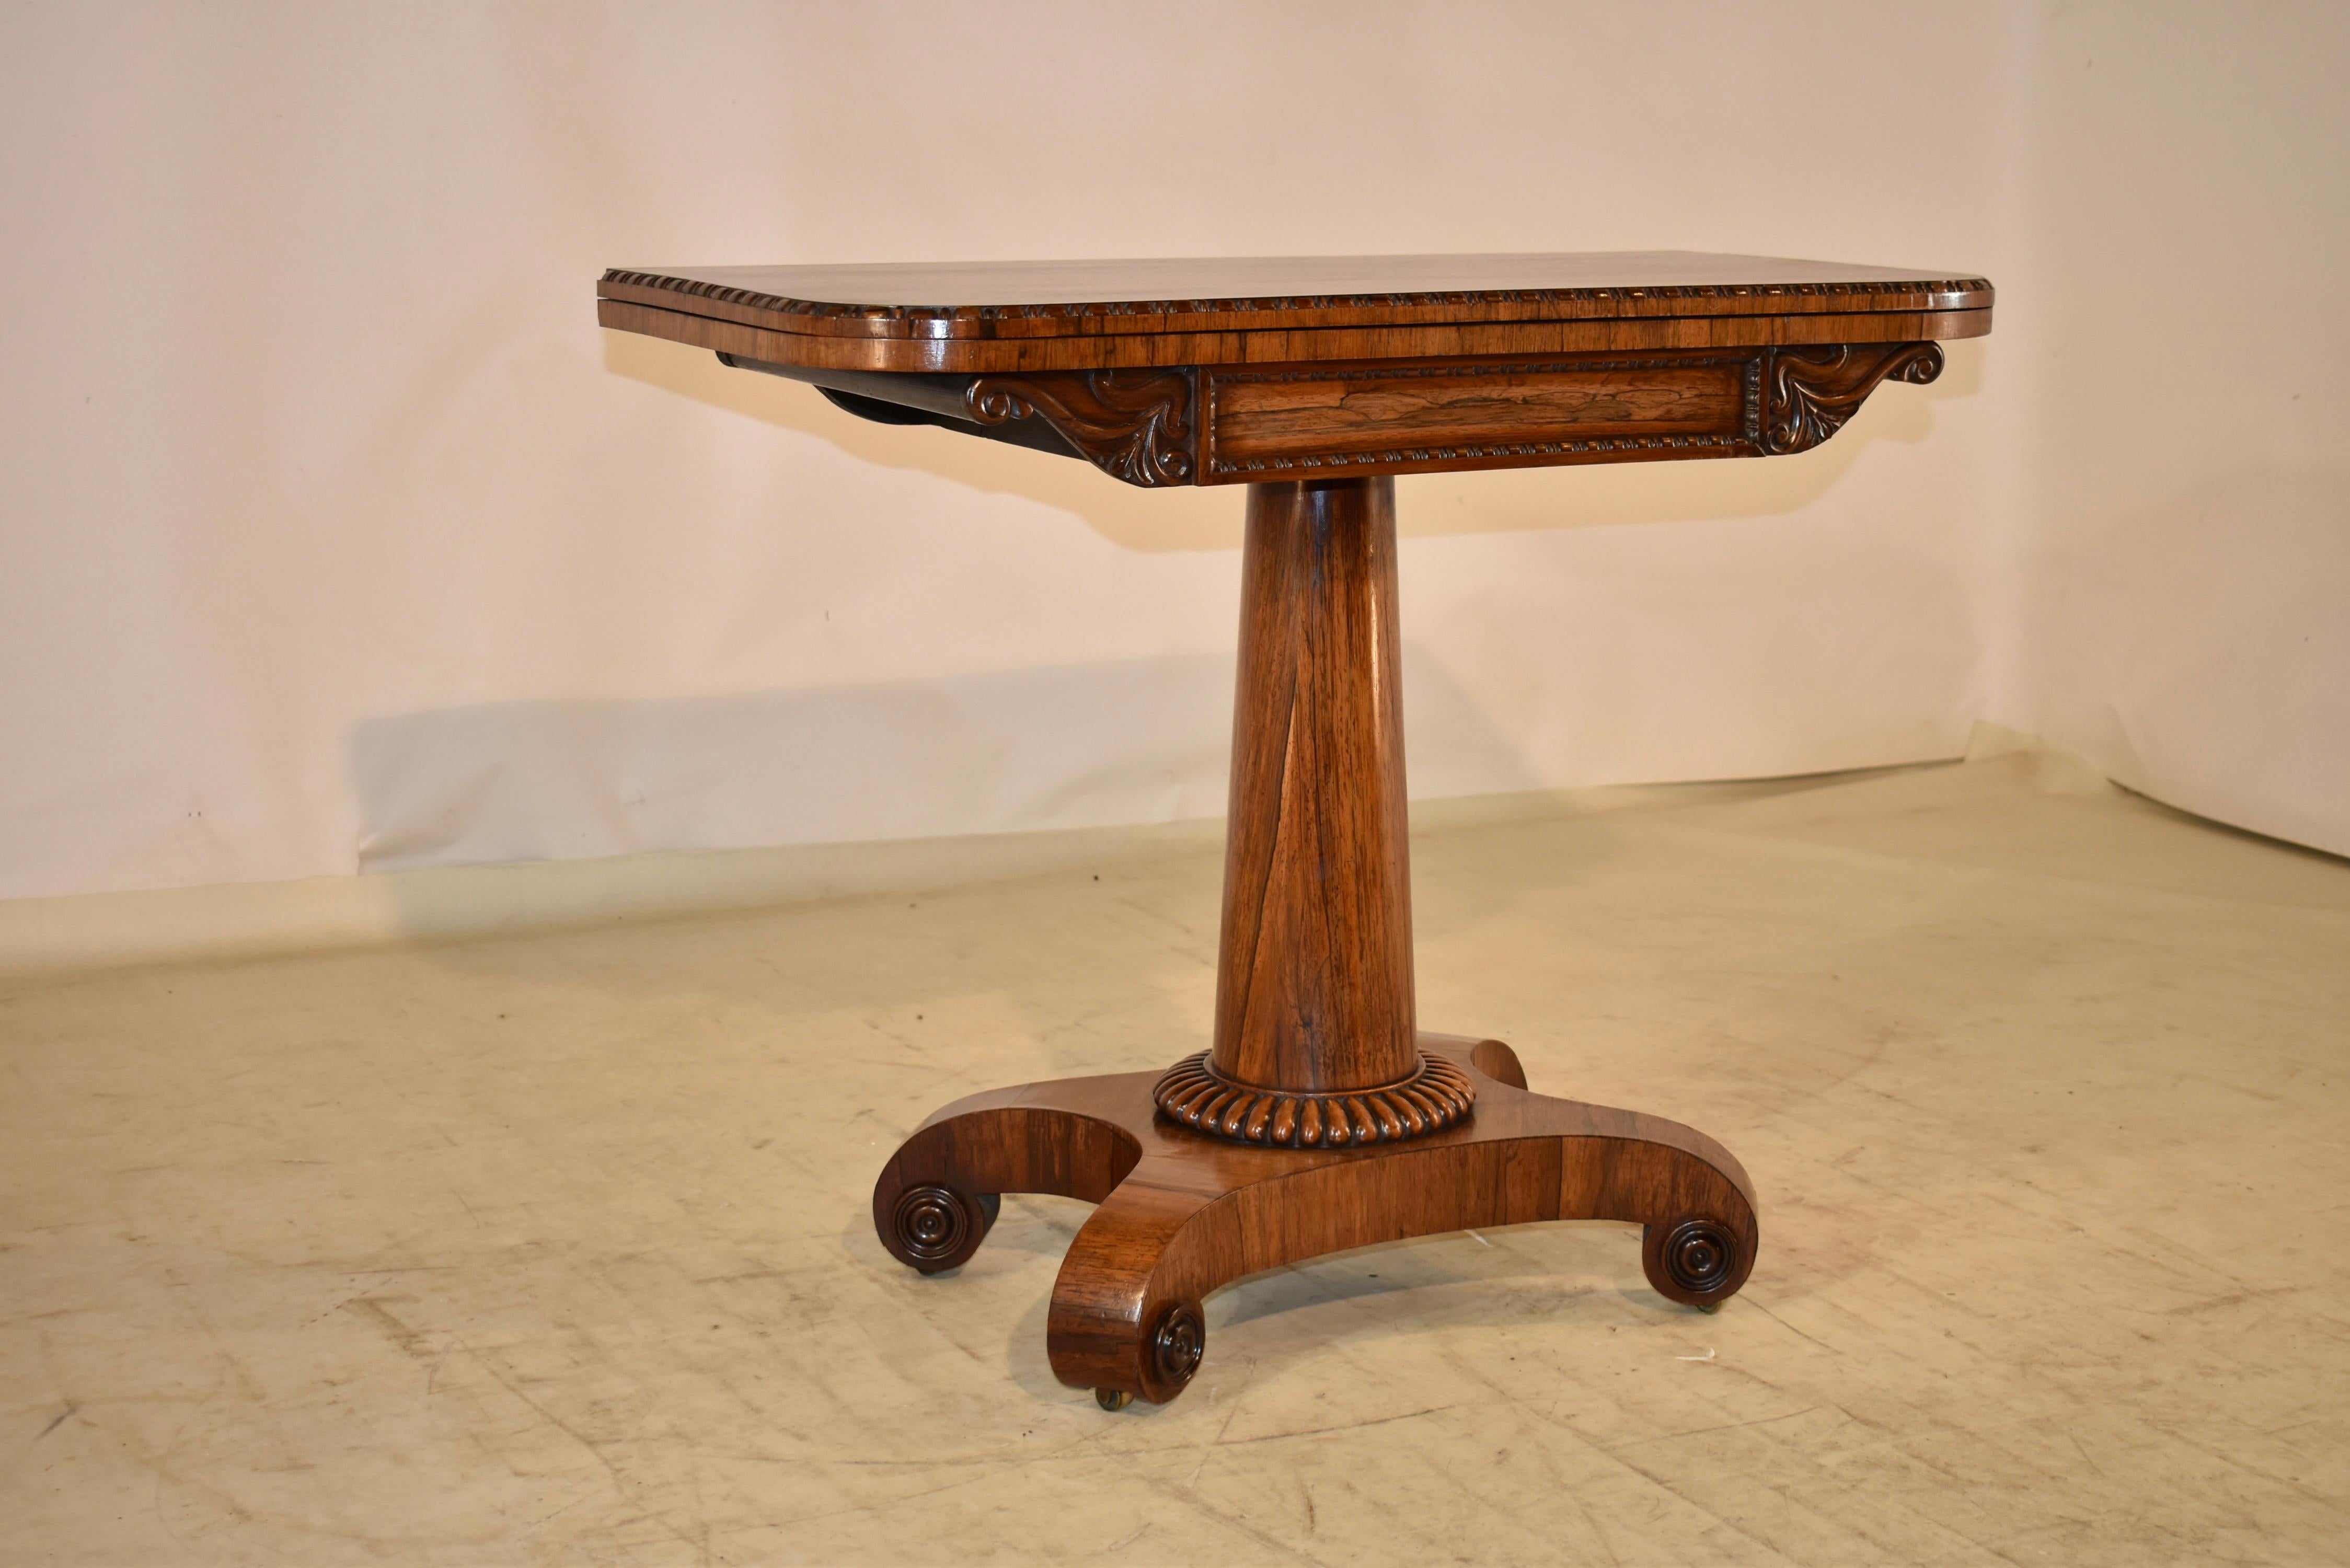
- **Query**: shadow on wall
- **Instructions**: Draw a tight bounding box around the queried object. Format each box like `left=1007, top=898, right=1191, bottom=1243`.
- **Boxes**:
left=600, top=333, right=1987, bottom=554
left=2029, top=463, right=2350, bottom=859
left=349, top=648, right=1540, bottom=875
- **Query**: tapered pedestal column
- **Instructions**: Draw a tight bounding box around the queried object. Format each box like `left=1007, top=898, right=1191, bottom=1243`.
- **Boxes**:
left=872, top=477, right=1758, bottom=1408
left=1155, top=479, right=1474, bottom=1146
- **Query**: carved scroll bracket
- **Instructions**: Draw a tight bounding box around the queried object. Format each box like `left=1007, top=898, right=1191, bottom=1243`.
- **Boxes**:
left=965, top=370, right=1197, bottom=487
left=1760, top=342, right=1943, bottom=454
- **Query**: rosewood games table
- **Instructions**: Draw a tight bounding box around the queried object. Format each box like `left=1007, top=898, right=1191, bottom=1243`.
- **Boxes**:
left=595, top=252, right=1993, bottom=1409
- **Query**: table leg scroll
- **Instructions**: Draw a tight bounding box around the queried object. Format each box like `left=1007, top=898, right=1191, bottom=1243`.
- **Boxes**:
left=870, top=1080, right=1149, bottom=1274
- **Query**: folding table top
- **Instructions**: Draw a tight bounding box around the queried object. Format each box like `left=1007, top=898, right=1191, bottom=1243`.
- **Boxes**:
left=596, top=251, right=1992, bottom=374
left=595, top=252, right=1992, bottom=486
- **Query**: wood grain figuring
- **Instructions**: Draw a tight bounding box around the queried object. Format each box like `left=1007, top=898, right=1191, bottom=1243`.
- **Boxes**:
left=1214, top=360, right=1748, bottom=454
left=1209, top=479, right=1416, bottom=1098
left=1202, top=353, right=1761, bottom=481
left=872, top=1036, right=1758, bottom=1405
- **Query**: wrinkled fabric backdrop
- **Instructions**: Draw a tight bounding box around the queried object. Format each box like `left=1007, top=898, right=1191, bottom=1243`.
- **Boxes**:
left=3, top=1, right=2345, bottom=901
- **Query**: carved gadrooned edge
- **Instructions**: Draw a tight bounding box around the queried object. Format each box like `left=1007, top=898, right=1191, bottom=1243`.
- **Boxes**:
left=602, top=269, right=1992, bottom=325
left=966, top=370, right=1195, bottom=487
left=1204, top=354, right=1765, bottom=477
left=1760, top=342, right=1943, bottom=454
left=1152, top=1051, right=1475, bottom=1147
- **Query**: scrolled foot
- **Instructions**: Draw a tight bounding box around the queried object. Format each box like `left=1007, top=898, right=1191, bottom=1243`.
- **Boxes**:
left=881, top=1183, right=1000, bottom=1274
left=1151, top=1301, right=1205, bottom=1390
left=1643, top=1214, right=1749, bottom=1308
left=1093, top=1299, right=1206, bottom=1408
left=870, top=1090, right=1143, bottom=1278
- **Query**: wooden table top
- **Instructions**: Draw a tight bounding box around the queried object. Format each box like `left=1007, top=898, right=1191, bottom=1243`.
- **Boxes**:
left=597, top=251, right=1991, bottom=375
left=598, top=252, right=1992, bottom=484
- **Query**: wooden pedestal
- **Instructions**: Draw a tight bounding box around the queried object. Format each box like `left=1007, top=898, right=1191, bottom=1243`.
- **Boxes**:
left=872, top=477, right=1758, bottom=1408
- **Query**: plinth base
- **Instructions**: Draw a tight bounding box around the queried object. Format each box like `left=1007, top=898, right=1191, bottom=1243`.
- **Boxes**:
left=872, top=1033, right=1758, bottom=1406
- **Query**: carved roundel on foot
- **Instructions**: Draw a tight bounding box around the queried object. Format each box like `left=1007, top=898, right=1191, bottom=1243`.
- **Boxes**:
left=1151, top=1051, right=1475, bottom=1147
left=889, top=1184, right=995, bottom=1272
left=1153, top=1303, right=1205, bottom=1389
left=1660, top=1217, right=1737, bottom=1296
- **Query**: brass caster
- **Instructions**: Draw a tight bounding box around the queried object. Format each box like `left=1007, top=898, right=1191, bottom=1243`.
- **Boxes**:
left=1696, top=1302, right=1722, bottom=1315
left=1095, top=1388, right=1134, bottom=1411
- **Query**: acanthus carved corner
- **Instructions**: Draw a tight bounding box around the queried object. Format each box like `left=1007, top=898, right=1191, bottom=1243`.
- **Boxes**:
left=965, top=370, right=1197, bottom=487
left=1760, top=342, right=1944, bottom=454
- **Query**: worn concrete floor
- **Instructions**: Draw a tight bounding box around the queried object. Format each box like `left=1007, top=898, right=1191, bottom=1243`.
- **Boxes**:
left=4, top=754, right=2348, bottom=1565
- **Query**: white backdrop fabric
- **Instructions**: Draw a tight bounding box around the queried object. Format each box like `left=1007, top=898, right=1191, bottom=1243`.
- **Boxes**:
left=2, top=2, right=2344, bottom=902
